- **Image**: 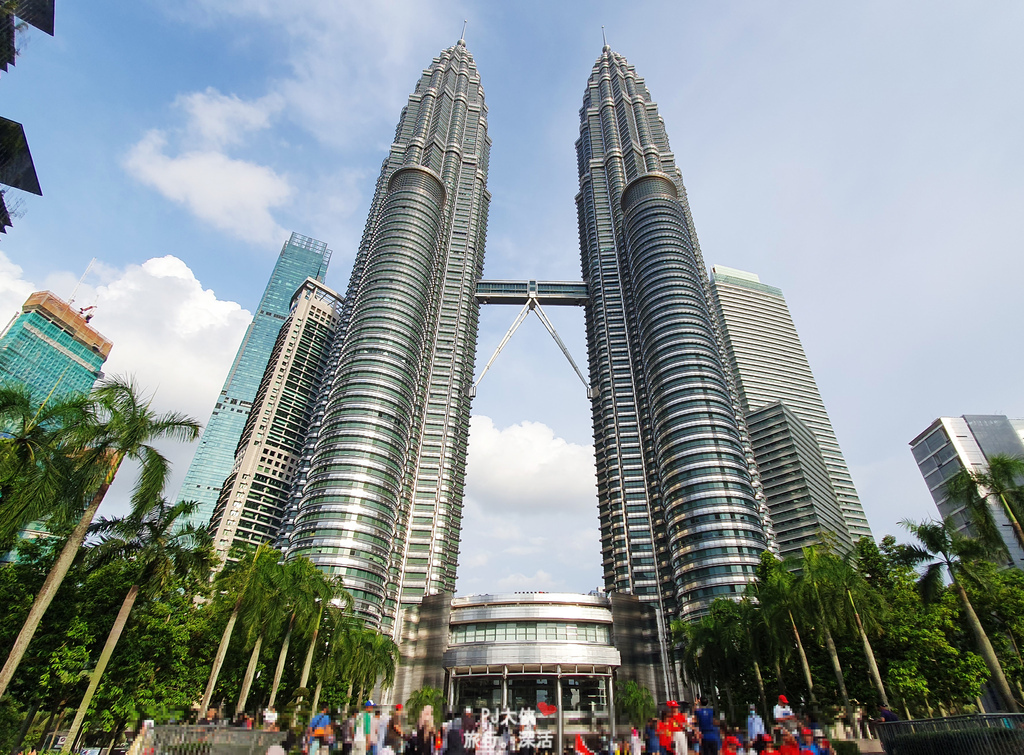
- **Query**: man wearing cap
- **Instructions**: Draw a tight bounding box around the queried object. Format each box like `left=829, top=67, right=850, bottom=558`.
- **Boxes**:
left=798, top=728, right=820, bottom=755
left=773, top=695, right=796, bottom=734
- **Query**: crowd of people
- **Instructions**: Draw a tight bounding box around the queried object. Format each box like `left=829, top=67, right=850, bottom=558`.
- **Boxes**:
left=198, top=694, right=863, bottom=755
left=632, top=696, right=840, bottom=755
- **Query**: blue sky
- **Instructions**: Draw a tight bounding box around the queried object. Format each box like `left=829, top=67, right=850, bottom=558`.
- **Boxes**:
left=2, top=1, right=1023, bottom=594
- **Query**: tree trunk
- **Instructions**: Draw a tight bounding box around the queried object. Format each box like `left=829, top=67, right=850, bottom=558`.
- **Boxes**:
left=953, top=580, right=1021, bottom=712
left=63, top=584, right=141, bottom=753
left=751, top=654, right=768, bottom=724
left=899, top=697, right=911, bottom=721
left=998, top=493, right=1024, bottom=555
left=773, top=655, right=787, bottom=696
left=848, top=590, right=889, bottom=707
left=200, top=597, right=242, bottom=713
left=299, top=605, right=324, bottom=691
left=269, top=615, right=295, bottom=708
left=312, top=679, right=324, bottom=713
left=10, top=696, right=39, bottom=755
left=237, top=635, right=264, bottom=715
left=0, top=456, right=121, bottom=699
left=789, top=610, right=817, bottom=703
left=822, top=625, right=854, bottom=725
left=36, top=705, right=58, bottom=749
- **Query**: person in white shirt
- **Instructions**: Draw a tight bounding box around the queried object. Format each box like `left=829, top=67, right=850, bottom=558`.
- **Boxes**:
left=772, top=695, right=796, bottom=735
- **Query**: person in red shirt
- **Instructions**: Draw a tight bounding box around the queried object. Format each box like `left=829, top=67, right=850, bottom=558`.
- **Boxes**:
left=777, top=730, right=800, bottom=755
left=656, top=711, right=674, bottom=754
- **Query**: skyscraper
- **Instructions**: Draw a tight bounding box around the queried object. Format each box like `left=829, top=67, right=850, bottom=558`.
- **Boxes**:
left=0, top=290, right=112, bottom=400
left=910, top=415, right=1024, bottom=567
left=209, top=278, right=343, bottom=561
left=709, top=266, right=873, bottom=544
left=176, top=232, right=331, bottom=530
left=287, top=39, right=490, bottom=632
left=575, top=47, right=768, bottom=621
left=746, top=402, right=851, bottom=558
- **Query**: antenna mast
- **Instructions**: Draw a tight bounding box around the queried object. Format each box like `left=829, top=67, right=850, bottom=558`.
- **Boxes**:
left=602, top=26, right=607, bottom=46
left=461, top=19, right=468, bottom=41
left=68, top=258, right=96, bottom=307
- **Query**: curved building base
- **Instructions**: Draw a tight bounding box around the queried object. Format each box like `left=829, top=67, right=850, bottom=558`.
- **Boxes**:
left=390, top=592, right=678, bottom=751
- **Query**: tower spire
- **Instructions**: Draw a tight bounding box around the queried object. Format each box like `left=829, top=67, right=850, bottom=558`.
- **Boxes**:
left=602, top=26, right=607, bottom=47
left=461, top=19, right=468, bottom=43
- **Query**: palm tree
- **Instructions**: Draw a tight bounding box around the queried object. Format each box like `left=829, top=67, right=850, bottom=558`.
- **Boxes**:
left=236, top=557, right=287, bottom=715
left=0, top=377, right=201, bottom=699
left=750, top=553, right=817, bottom=708
left=901, top=518, right=1022, bottom=713
left=61, top=499, right=214, bottom=751
left=0, top=385, right=94, bottom=544
left=267, top=558, right=345, bottom=708
left=833, top=549, right=890, bottom=707
left=945, top=456, right=1024, bottom=558
left=796, top=545, right=854, bottom=723
left=199, top=543, right=281, bottom=714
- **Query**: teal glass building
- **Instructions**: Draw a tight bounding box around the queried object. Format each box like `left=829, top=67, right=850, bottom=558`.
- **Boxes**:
left=0, top=291, right=112, bottom=401
left=176, top=232, right=332, bottom=530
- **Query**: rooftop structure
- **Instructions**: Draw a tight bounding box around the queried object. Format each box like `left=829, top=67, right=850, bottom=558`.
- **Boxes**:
left=0, top=290, right=111, bottom=400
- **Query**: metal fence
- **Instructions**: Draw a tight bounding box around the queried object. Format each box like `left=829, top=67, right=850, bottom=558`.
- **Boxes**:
left=131, top=726, right=287, bottom=755
left=876, top=714, right=1024, bottom=755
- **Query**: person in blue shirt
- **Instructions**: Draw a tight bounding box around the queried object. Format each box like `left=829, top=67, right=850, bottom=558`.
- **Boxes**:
left=644, top=718, right=659, bottom=755
left=694, top=699, right=720, bottom=755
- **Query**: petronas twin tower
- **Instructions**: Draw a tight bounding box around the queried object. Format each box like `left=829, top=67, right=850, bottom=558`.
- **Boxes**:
left=280, top=39, right=770, bottom=635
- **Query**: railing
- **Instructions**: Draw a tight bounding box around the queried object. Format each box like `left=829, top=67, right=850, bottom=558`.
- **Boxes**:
left=129, top=726, right=287, bottom=755
left=876, top=714, right=1024, bottom=755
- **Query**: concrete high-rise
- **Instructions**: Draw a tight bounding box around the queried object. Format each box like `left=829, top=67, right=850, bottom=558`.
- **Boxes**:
left=575, top=47, right=768, bottom=621
left=0, top=290, right=112, bottom=401
left=287, top=40, right=490, bottom=632
left=176, top=232, right=331, bottom=530
left=910, top=415, right=1024, bottom=568
left=209, top=278, right=343, bottom=561
left=746, top=402, right=851, bottom=558
left=709, top=266, right=872, bottom=544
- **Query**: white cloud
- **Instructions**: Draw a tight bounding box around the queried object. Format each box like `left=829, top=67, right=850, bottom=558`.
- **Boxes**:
left=465, top=416, right=597, bottom=513
left=456, top=417, right=603, bottom=597
left=176, top=87, right=283, bottom=149
left=0, top=254, right=252, bottom=518
left=0, top=253, right=35, bottom=331
left=496, top=570, right=560, bottom=592
left=170, top=1, right=469, bottom=148
left=124, top=130, right=292, bottom=245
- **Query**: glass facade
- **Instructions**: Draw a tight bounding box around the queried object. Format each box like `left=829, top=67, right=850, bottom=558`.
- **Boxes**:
left=0, top=291, right=111, bottom=401
left=709, top=267, right=873, bottom=543
left=176, top=233, right=331, bottom=530
left=450, top=622, right=611, bottom=645
left=910, top=415, right=1024, bottom=567
left=288, top=41, right=490, bottom=632
left=575, top=48, right=766, bottom=620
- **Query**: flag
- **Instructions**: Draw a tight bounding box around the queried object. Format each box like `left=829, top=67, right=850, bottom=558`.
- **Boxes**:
left=575, top=734, right=594, bottom=755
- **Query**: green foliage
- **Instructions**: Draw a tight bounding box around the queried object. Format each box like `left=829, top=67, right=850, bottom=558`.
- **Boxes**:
left=615, top=679, right=655, bottom=727
left=0, top=697, right=22, bottom=755
left=830, top=742, right=859, bottom=755
left=405, top=687, right=446, bottom=728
